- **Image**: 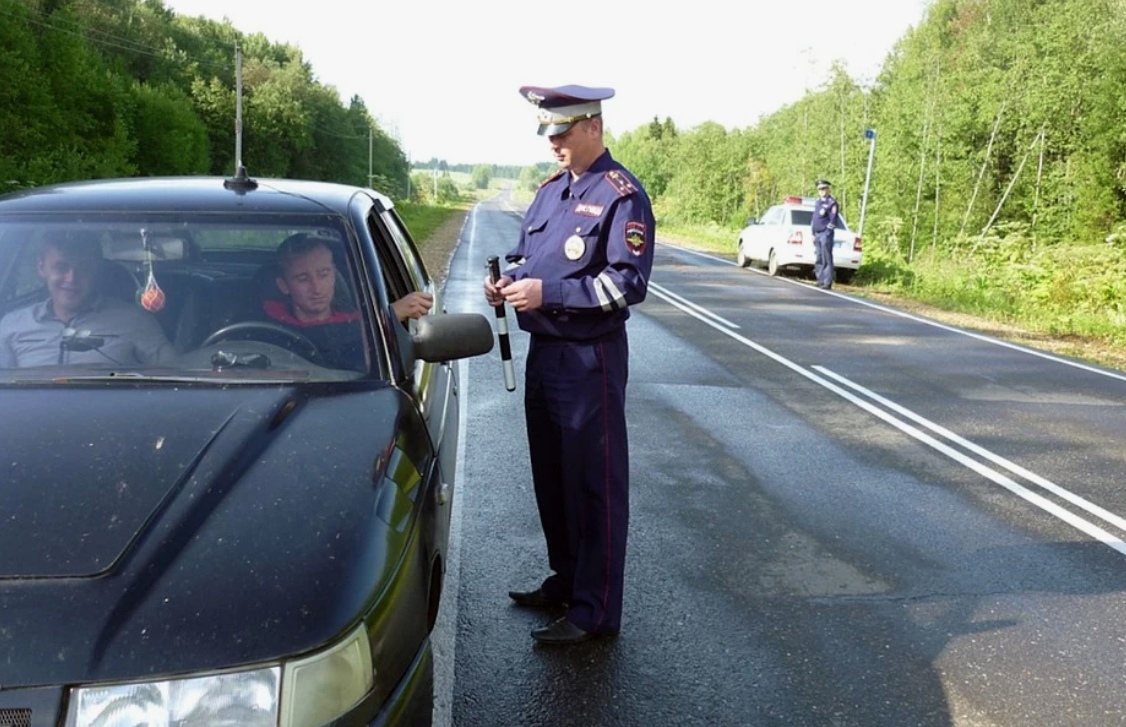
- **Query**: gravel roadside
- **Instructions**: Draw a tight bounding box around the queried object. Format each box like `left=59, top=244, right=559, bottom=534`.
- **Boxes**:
left=419, top=209, right=470, bottom=288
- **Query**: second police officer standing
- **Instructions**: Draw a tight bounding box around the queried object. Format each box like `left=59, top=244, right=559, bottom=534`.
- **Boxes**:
left=484, top=84, right=655, bottom=645
left=812, top=179, right=839, bottom=289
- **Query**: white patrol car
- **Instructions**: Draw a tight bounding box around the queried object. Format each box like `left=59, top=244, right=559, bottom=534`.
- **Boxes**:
left=736, top=196, right=863, bottom=284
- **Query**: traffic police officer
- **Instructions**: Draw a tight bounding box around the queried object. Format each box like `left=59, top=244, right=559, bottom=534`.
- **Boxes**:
left=484, top=84, right=655, bottom=645
left=812, top=179, right=839, bottom=289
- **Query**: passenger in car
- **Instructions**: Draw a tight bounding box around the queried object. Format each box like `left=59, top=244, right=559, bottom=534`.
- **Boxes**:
left=265, top=233, right=433, bottom=369
left=264, top=233, right=362, bottom=369
left=0, top=234, right=177, bottom=368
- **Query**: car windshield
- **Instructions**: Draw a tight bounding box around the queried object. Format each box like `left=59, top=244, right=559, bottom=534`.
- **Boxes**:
left=0, top=213, right=375, bottom=384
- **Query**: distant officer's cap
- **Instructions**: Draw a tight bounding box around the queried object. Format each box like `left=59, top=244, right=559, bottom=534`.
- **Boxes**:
left=519, top=85, right=615, bottom=136
left=816, top=179, right=832, bottom=189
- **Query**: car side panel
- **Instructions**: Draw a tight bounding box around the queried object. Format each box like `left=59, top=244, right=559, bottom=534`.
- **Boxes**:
left=355, top=195, right=455, bottom=614
left=370, top=205, right=456, bottom=564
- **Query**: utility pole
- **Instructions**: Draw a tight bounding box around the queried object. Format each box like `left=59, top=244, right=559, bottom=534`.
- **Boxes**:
left=858, top=128, right=876, bottom=237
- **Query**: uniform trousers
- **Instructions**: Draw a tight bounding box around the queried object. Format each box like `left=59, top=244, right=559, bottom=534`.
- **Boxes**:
left=814, top=229, right=835, bottom=288
left=524, top=329, right=629, bottom=634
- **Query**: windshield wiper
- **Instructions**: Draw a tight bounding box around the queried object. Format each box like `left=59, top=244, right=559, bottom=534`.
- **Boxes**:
left=211, top=351, right=271, bottom=369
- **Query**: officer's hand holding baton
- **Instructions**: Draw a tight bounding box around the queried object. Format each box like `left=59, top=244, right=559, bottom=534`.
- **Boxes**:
left=486, top=256, right=517, bottom=392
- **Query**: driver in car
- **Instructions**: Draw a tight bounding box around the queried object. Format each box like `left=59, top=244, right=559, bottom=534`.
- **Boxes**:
left=0, top=234, right=177, bottom=368
left=264, top=233, right=433, bottom=370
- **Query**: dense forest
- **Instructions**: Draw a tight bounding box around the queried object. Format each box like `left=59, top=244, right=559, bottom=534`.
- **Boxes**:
left=0, top=0, right=410, bottom=196
left=615, top=0, right=1126, bottom=242
left=611, top=0, right=1126, bottom=344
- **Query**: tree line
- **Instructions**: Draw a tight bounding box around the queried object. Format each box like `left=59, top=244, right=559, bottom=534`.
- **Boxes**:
left=7, top=0, right=1123, bottom=252
left=610, top=0, right=1126, bottom=345
left=614, top=0, right=1125, bottom=243
left=0, top=0, right=409, bottom=197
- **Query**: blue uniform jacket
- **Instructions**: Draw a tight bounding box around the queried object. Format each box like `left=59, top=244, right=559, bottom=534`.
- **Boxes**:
left=812, top=194, right=840, bottom=233
left=506, top=150, right=655, bottom=341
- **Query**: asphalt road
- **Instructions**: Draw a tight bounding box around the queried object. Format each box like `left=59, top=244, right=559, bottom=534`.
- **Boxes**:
left=432, top=192, right=1126, bottom=726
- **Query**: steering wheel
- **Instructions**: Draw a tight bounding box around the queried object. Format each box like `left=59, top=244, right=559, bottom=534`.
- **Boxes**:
left=201, top=321, right=319, bottom=360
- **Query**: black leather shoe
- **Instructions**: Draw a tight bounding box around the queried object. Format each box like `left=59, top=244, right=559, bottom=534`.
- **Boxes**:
left=508, top=587, right=567, bottom=609
left=531, top=617, right=592, bottom=644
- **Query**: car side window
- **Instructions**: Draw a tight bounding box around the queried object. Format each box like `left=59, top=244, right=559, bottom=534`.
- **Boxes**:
left=366, top=212, right=416, bottom=315
left=0, top=230, right=76, bottom=305
left=791, top=210, right=814, bottom=226
left=365, top=209, right=431, bottom=386
left=8, top=245, right=43, bottom=299
left=381, top=209, right=430, bottom=292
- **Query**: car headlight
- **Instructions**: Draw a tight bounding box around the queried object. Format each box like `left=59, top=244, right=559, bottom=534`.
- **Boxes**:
left=280, top=624, right=374, bottom=727
left=65, top=625, right=374, bottom=727
left=65, top=668, right=281, bottom=727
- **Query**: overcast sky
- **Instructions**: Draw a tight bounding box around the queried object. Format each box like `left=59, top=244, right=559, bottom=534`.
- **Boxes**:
left=162, top=0, right=932, bottom=167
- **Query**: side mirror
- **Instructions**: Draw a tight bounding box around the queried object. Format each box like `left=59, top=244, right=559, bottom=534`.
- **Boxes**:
left=410, top=313, right=495, bottom=363
left=744, top=217, right=758, bottom=226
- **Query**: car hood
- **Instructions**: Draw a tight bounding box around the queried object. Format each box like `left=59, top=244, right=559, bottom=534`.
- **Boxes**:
left=0, top=383, right=420, bottom=686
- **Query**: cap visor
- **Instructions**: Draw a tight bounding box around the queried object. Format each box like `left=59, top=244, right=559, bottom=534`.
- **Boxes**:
left=538, top=121, right=576, bottom=137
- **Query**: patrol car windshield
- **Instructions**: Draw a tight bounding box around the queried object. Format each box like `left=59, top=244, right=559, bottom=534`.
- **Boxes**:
left=0, top=214, right=374, bottom=383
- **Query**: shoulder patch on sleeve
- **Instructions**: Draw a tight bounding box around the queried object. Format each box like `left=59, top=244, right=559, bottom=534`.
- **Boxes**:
left=604, top=169, right=638, bottom=197
left=624, top=221, right=647, bottom=257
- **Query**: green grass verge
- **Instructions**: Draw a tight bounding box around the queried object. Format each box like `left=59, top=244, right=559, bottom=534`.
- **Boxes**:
left=665, top=219, right=1126, bottom=365
left=657, top=221, right=737, bottom=257
left=395, top=202, right=463, bottom=245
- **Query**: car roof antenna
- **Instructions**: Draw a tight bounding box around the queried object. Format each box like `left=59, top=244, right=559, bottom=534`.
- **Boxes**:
left=224, top=42, right=258, bottom=193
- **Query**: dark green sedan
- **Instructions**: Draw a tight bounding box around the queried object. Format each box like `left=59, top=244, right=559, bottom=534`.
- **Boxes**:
left=0, top=176, right=492, bottom=726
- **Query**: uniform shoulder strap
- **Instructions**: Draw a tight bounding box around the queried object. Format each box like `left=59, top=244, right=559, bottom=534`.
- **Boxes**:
left=538, top=169, right=566, bottom=189
left=603, top=169, right=638, bottom=197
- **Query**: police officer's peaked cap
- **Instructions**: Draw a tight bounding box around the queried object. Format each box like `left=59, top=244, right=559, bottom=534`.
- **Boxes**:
left=815, top=179, right=832, bottom=189
left=519, top=85, right=615, bottom=136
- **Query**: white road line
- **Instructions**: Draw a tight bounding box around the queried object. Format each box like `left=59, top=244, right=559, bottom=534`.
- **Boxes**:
left=814, top=365, right=1126, bottom=534
left=498, top=215, right=1126, bottom=547
left=432, top=207, right=482, bottom=727
left=656, top=241, right=1126, bottom=383
left=651, top=290, right=1126, bottom=558
left=649, top=283, right=739, bottom=329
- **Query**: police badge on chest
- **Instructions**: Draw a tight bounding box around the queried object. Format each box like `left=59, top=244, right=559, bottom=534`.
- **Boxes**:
left=564, top=230, right=585, bottom=260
